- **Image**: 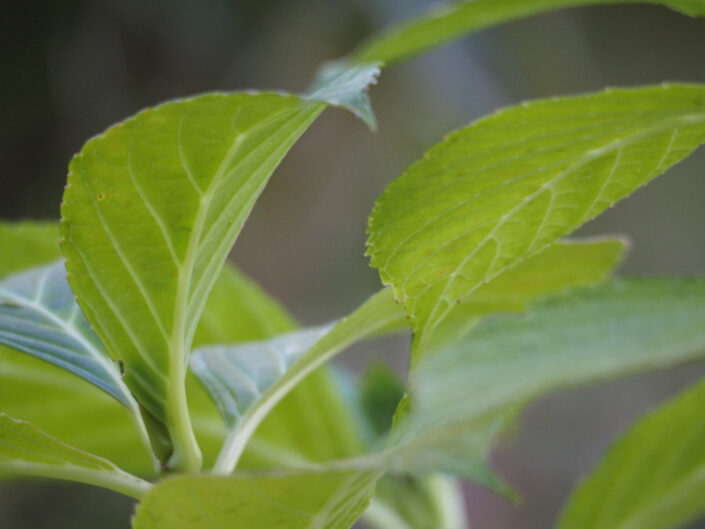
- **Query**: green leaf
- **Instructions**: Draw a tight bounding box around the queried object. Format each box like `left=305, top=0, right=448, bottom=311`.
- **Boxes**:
left=0, top=260, right=131, bottom=405
left=61, top=92, right=327, bottom=469
left=367, top=84, right=705, bottom=358
left=557, top=377, right=705, bottom=529
left=354, top=0, right=705, bottom=66
left=392, top=279, right=705, bottom=482
left=0, top=222, right=60, bottom=278
left=0, top=413, right=150, bottom=499
left=132, top=471, right=379, bottom=529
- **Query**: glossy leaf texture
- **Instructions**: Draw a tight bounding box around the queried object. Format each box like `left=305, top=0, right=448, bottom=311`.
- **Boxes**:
left=61, top=93, right=327, bottom=461
left=367, top=84, right=705, bottom=357
left=354, top=0, right=705, bottom=66
left=202, top=238, right=624, bottom=474
left=0, top=260, right=130, bottom=404
left=0, top=413, right=150, bottom=499
left=391, top=280, right=705, bottom=481
left=558, top=378, right=705, bottom=529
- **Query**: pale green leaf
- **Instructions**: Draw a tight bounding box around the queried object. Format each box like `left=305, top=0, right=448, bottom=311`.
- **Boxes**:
left=0, top=413, right=150, bottom=499
left=391, top=280, right=705, bottom=481
left=558, top=377, right=705, bottom=529
left=132, top=470, right=379, bottom=529
left=354, top=0, right=705, bottom=66
left=0, top=260, right=131, bottom=404
left=367, top=84, right=705, bottom=358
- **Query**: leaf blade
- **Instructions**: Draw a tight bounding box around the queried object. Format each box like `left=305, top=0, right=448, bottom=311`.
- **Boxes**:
left=558, top=378, right=705, bottom=529
left=367, top=84, right=705, bottom=358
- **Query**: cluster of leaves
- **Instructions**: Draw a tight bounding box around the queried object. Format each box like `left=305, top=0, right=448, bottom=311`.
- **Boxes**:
left=2, top=1, right=705, bottom=528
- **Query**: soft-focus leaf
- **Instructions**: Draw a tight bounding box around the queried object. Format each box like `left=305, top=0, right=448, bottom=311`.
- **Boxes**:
left=132, top=471, right=379, bottom=529
left=354, top=0, right=705, bottom=66
left=391, top=280, right=705, bottom=481
left=0, top=222, right=60, bottom=278
left=0, top=413, right=150, bottom=499
left=0, top=260, right=131, bottom=404
left=367, top=84, right=705, bottom=357
left=558, top=377, right=705, bottom=529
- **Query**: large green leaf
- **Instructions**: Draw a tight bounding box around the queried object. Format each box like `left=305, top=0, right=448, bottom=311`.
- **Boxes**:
left=368, top=84, right=705, bottom=358
left=201, top=239, right=623, bottom=474
left=558, top=377, right=705, bottom=529
left=354, top=0, right=705, bottom=66
left=60, top=92, right=327, bottom=468
left=132, top=471, right=379, bottom=529
left=391, top=279, right=705, bottom=480
left=0, top=413, right=150, bottom=499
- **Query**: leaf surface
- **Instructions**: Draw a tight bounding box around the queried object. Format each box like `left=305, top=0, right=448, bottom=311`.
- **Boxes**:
left=354, top=0, right=705, bottom=66
left=558, top=377, right=705, bottom=529
left=0, top=413, right=150, bottom=499
left=133, top=471, right=379, bottom=529
left=0, top=222, right=60, bottom=278
left=367, top=84, right=705, bottom=357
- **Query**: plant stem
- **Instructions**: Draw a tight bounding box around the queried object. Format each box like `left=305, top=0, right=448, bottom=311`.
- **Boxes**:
left=166, top=346, right=202, bottom=473
left=362, top=499, right=415, bottom=529
left=0, top=461, right=152, bottom=500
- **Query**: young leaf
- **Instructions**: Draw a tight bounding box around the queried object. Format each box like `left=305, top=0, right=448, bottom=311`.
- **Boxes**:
left=391, top=279, right=705, bottom=480
left=306, top=61, right=381, bottom=130
left=0, top=260, right=131, bottom=404
left=354, top=0, right=705, bottom=66
left=132, top=471, right=379, bottom=529
left=0, top=413, right=151, bottom=499
left=557, top=377, right=705, bottom=529
left=367, top=84, right=705, bottom=358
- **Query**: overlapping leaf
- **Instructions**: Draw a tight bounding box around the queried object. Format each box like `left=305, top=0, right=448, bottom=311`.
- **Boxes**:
left=0, top=413, right=150, bottom=499
left=368, top=84, right=705, bottom=357
left=0, top=222, right=60, bottom=277
left=558, top=378, right=705, bottom=529
left=353, top=0, right=705, bottom=66
left=197, top=238, right=623, bottom=474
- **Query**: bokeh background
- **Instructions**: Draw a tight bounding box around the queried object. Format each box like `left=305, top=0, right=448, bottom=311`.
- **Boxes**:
left=2, top=1, right=705, bottom=527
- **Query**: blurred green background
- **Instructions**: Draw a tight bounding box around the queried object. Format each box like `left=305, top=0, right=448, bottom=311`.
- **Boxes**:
left=2, top=1, right=704, bottom=527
